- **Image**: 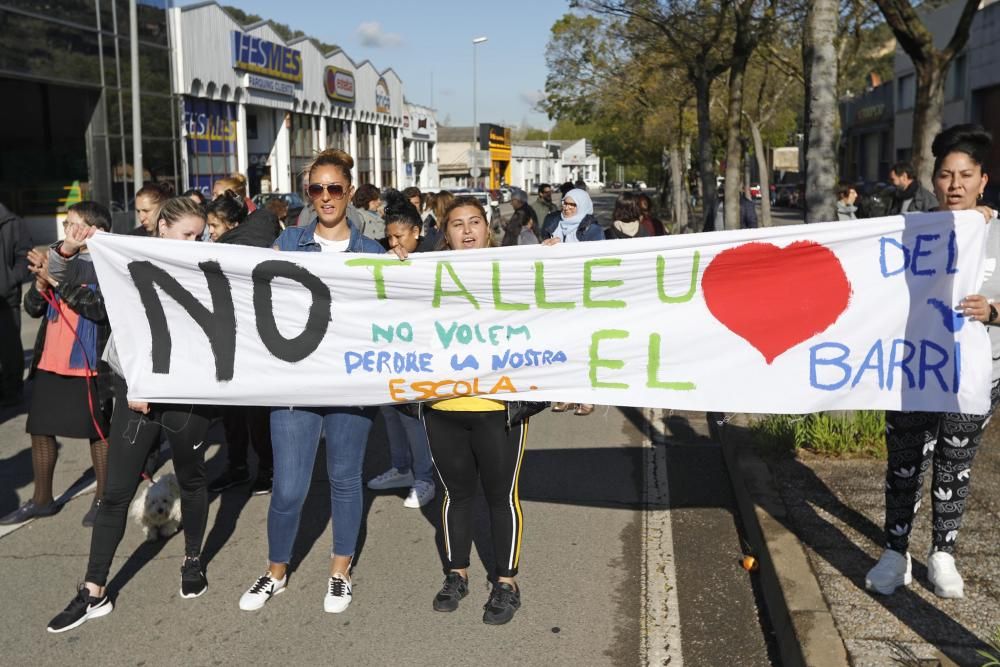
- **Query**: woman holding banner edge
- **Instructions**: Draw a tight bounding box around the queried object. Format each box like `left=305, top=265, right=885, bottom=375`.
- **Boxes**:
left=866, top=124, right=999, bottom=600
left=237, top=149, right=384, bottom=615
left=47, top=197, right=218, bottom=633
left=391, top=195, right=545, bottom=625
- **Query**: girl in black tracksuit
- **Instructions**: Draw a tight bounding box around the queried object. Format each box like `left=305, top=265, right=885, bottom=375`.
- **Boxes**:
left=47, top=197, right=217, bottom=634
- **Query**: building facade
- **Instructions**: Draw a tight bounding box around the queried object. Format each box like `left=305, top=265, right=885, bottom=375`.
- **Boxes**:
left=401, top=102, right=439, bottom=191
left=838, top=82, right=894, bottom=185
left=172, top=2, right=407, bottom=197
left=892, top=0, right=1000, bottom=192
left=0, top=0, right=181, bottom=240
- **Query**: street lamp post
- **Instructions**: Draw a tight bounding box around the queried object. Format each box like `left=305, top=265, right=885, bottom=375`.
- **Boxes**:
left=472, top=36, right=487, bottom=188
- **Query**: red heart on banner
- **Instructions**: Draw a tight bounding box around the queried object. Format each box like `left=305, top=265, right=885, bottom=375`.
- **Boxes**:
left=701, top=241, right=853, bottom=364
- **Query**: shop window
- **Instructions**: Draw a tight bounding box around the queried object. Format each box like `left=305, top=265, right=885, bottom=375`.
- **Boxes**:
left=183, top=97, right=237, bottom=195
left=291, top=114, right=315, bottom=159
left=327, top=119, right=347, bottom=151
left=946, top=55, right=966, bottom=102
left=897, top=74, right=915, bottom=111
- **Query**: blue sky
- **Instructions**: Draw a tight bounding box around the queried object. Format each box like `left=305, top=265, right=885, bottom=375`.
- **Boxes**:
left=177, top=0, right=570, bottom=129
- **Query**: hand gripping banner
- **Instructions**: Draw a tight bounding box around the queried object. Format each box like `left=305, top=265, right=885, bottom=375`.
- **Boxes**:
left=88, top=212, right=993, bottom=414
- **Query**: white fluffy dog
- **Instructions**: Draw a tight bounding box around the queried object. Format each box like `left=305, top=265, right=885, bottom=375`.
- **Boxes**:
left=130, top=473, right=182, bottom=542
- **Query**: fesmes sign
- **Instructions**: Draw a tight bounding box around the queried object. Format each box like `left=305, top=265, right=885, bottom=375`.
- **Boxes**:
left=375, top=77, right=391, bottom=114
left=231, top=30, right=302, bottom=83
left=325, top=66, right=355, bottom=104
left=479, top=124, right=511, bottom=151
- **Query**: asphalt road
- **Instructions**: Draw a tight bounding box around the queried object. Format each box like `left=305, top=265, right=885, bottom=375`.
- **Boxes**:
left=0, top=223, right=777, bottom=666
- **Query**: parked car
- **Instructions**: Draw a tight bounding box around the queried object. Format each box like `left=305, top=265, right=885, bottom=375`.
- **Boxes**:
left=635, top=180, right=647, bottom=190
left=252, top=192, right=305, bottom=222
left=451, top=189, right=499, bottom=210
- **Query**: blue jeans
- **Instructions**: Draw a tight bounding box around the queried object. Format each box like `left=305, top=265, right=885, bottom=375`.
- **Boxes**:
left=268, top=406, right=376, bottom=563
left=380, top=406, right=434, bottom=484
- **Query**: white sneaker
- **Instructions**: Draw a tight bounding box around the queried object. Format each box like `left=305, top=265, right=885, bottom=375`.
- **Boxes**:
left=324, top=574, right=353, bottom=613
left=403, top=480, right=436, bottom=508
left=367, top=467, right=415, bottom=490
left=865, top=549, right=912, bottom=595
left=927, top=551, right=964, bottom=598
left=239, top=572, right=286, bottom=611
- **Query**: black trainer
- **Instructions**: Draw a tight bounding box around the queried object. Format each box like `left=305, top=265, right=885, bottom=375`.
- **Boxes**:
left=81, top=499, right=101, bottom=528
left=433, top=571, right=469, bottom=612
left=180, top=557, right=208, bottom=599
left=249, top=470, right=273, bottom=496
left=208, top=467, right=250, bottom=493
left=482, top=582, right=521, bottom=625
left=0, top=499, right=60, bottom=525
left=47, top=586, right=113, bottom=633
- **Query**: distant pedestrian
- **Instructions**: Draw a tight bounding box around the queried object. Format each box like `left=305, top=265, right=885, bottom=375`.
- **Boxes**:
left=351, top=182, right=385, bottom=240
left=638, top=193, right=667, bottom=236
left=212, top=173, right=256, bottom=212
left=501, top=188, right=538, bottom=246
left=129, top=183, right=170, bottom=236
left=0, top=201, right=31, bottom=406
left=402, top=186, right=422, bottom=213
left=836, top=184, right=859, bottom=221
left=205, top=196, right=278, bottom=497
left=739, top=191, right=758, bottom=229
left=182, top=189, right=207, bottom=206
left=542, top=188, right=600, bottom=416
left=367, top=190, right=436, bottom=509
left=866, top=124, right=997, bottom=601
left=531, top=183, right=557, bottom=228
left=265, top=197, right=289, bottom=228
left=606, top=192, right=649, bottom=240
left=888, top=162, right=938, bottom=214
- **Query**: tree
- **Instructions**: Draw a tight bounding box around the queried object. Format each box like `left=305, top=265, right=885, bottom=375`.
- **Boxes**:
left=803, top=0, right=838, bottom=222
left=873, top=0, right=979, bottom=186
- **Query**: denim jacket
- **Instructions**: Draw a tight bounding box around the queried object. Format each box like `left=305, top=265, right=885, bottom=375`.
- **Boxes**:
left=274, top=215, right=385, bottom=254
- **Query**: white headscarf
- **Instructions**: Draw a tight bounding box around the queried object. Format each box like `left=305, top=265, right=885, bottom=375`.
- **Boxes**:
left=558, top=188, right=593, bottom=242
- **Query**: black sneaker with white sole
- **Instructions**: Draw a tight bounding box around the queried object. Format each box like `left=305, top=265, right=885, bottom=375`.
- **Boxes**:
left=47, top=586, right=113, bottom=633
left=180, top=557, right=208, bottom=599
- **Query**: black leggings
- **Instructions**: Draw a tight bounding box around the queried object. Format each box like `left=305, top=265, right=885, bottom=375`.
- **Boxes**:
left=883, top=378, right=1000, bottom=555
left=85, top=376, right=214, bottom=586
left=423, top=409, right=528, bottom=578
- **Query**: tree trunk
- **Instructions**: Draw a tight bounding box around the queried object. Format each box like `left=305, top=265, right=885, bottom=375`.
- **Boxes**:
left=693, top=73, right=717, bottom=232
left=805, top=0, right=838, bottom=223
left=912, top=58, right=948, bottom=188
left=750, top=121, right=772, bottom=226
left=724, top=58, right=748, bottom=230
left=670, top=146, right=687, bottom=232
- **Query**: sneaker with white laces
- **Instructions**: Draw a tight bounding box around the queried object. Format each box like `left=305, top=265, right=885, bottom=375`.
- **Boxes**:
left=47, top=586, right=113, bottom=633
left=927, top=550, right=964, bottom=598
left=403, top=480, right=436, bottom=508
left=324, top=574, right=353, bottom=613
left=239, top=572, right=286, bottom=611
left=865, top=549, right=912, bottom=595
left=367, top=467, right=414, bottom=490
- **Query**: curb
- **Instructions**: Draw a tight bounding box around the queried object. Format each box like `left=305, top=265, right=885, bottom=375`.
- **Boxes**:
left=717, top=418, right=850, bottom=667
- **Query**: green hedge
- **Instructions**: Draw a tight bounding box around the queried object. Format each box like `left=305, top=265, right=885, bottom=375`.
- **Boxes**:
left=750, top=411, right=887, bottom=458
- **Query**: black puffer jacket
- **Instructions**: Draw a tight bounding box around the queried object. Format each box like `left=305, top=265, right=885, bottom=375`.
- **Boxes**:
left=216, top=209, right=283, bottom=248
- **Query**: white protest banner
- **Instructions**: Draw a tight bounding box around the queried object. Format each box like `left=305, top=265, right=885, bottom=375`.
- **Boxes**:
left=87, top=212, right=993, bottom=414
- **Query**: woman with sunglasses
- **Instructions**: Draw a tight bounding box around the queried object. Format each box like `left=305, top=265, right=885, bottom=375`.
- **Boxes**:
left=238, top=148, right=384, bottom=616
left=540, top=188, right=602, bottom=416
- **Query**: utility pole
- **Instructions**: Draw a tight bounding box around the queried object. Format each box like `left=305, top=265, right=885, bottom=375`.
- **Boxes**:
left=129, top=0, right=143, bottom=195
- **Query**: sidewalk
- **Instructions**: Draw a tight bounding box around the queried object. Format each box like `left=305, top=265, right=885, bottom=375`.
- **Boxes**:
left=721, top=414, right=1000, bottom=667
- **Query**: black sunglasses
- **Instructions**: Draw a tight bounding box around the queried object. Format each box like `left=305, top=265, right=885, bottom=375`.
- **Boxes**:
left=307, top=183, right=347, bottom=200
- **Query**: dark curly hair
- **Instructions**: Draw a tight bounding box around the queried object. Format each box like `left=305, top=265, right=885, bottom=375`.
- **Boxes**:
left=204, top=189, right=248, bottom=227
left=382, top=189, right=421, bottom=229
left=932, top=124, right=993, bottom=174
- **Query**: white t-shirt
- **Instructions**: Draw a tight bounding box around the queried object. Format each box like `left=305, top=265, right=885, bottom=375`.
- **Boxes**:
left=314, top=234, right=350, bottom=253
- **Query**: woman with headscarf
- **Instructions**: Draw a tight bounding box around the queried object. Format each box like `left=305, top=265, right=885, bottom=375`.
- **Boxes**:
left=540, top=188, right=602, bottom=415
